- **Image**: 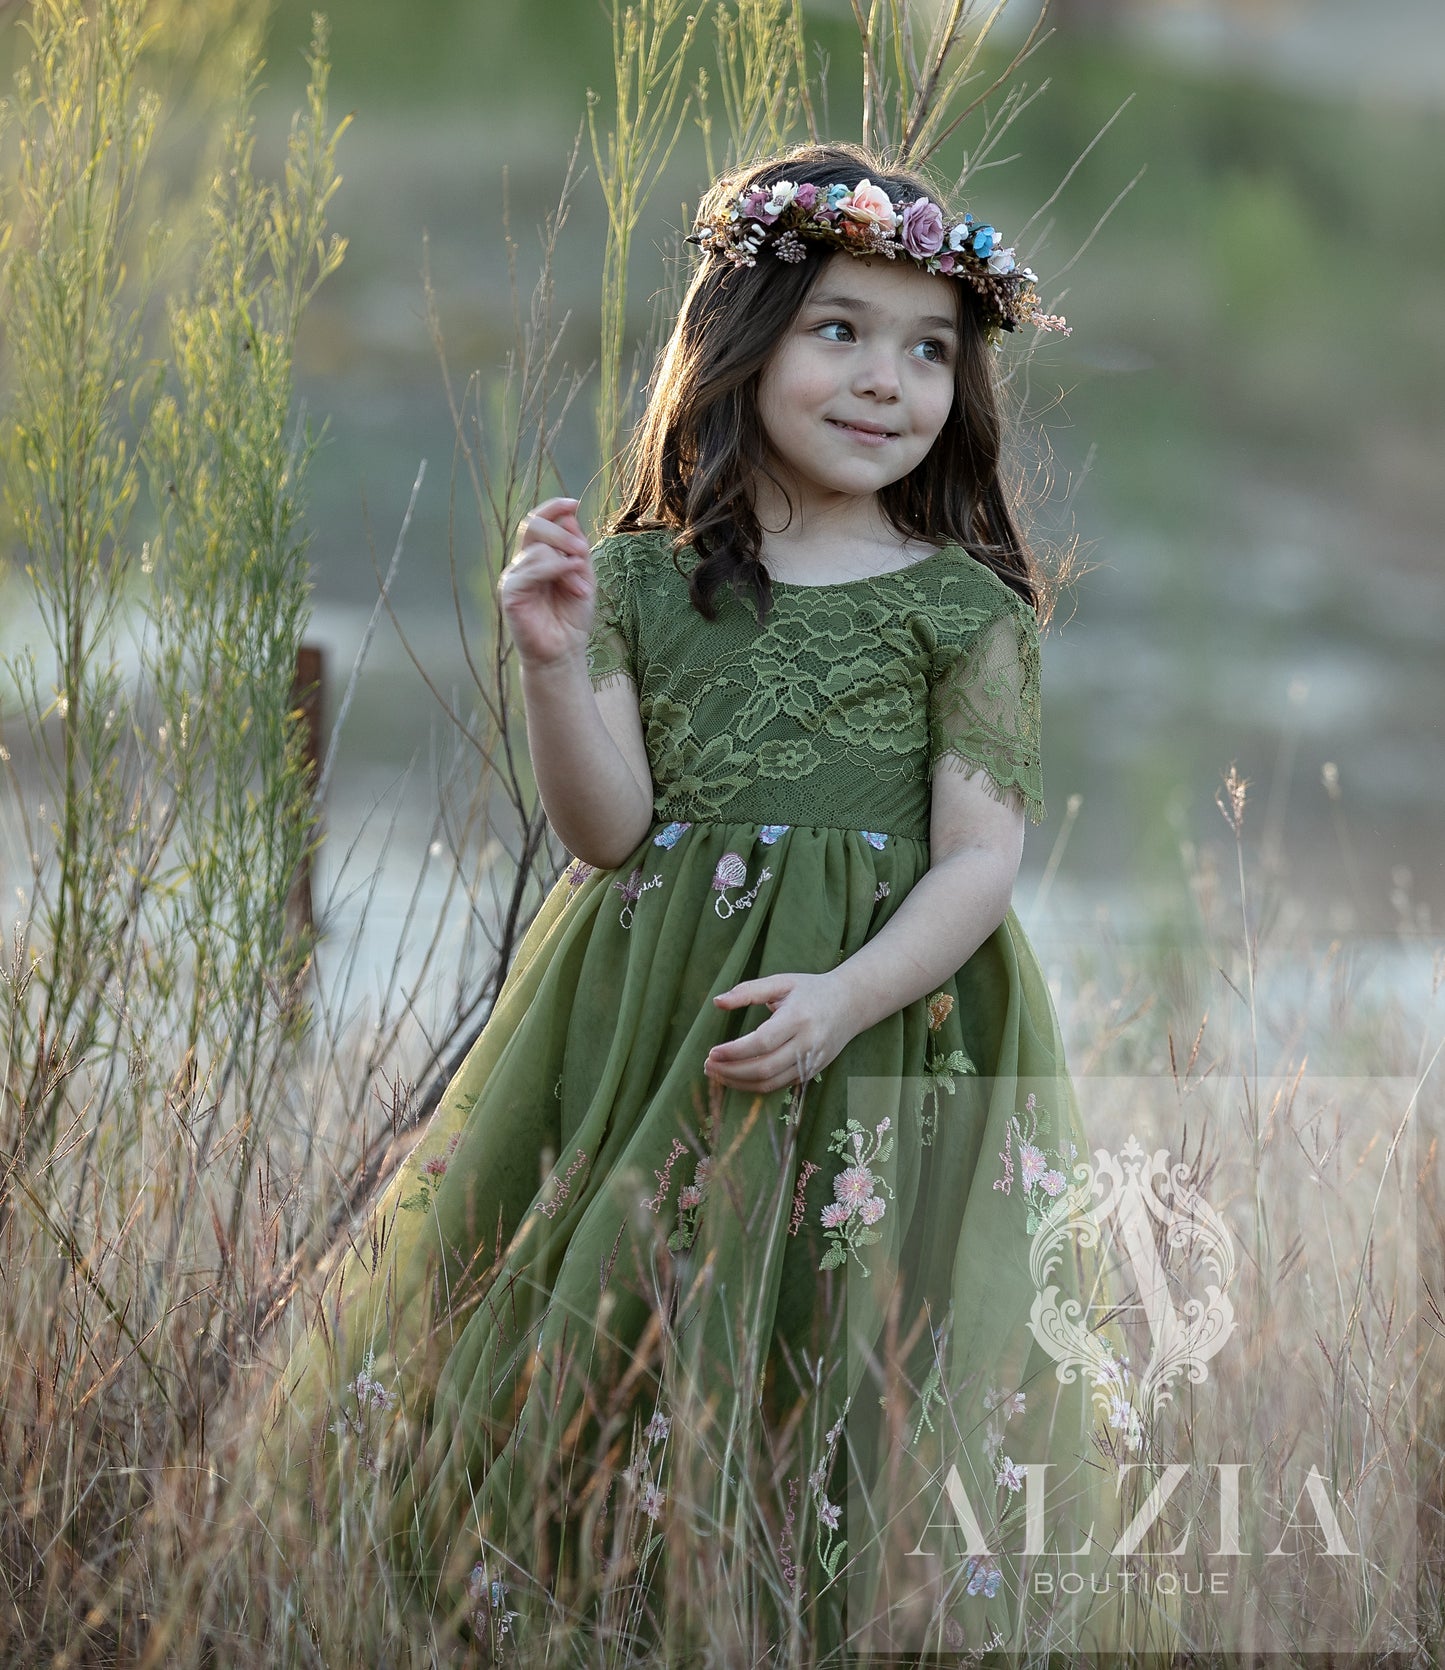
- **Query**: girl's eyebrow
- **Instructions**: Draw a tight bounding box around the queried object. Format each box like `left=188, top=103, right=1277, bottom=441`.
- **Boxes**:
left=807, top=292, right=958, bottom=333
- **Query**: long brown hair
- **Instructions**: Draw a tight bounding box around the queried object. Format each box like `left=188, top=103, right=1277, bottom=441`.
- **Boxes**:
left=608, top=141, right=1042, bottom=625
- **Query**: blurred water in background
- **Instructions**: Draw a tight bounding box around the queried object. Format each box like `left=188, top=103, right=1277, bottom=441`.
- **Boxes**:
left=3, top=0, right=1442, bottom=1035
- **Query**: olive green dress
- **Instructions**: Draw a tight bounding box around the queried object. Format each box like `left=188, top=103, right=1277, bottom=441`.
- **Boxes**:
left=262, top=529, right=1165, bottom=1661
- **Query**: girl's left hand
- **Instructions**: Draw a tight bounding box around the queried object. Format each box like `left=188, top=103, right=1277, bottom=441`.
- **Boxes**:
left=705, top=971, right=857, bottom=1093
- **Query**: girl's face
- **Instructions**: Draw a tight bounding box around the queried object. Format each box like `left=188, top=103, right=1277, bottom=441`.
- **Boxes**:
left=754, top=250, right=959, bottom=527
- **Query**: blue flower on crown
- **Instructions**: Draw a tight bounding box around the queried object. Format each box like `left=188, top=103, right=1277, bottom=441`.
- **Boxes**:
left=825, top=183, right=851, bottom=210
left=970, top=224, right=997, bottom=258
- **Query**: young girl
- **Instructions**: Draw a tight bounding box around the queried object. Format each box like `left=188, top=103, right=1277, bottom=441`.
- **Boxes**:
left=267, top=142, right=1160, bottom=1661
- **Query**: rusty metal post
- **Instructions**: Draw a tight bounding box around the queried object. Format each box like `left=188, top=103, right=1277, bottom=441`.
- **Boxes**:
left=287, top=642, right=325, bottom=944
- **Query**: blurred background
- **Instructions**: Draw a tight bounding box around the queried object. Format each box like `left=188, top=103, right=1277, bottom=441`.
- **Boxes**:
left=10, top=0, right=1445, bottom=1001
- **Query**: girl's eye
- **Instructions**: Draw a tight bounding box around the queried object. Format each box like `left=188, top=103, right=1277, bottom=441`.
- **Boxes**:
left=815, top=321, right=855, bottom=343
left=913, top=338, right=950, bottom=364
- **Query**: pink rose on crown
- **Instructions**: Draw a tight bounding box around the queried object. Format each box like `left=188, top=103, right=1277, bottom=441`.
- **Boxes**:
left=900, top=198, right=945, bottom=258
left=840, top=179, right=897, bottom=233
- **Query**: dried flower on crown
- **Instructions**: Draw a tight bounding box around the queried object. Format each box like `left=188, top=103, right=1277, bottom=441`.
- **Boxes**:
left=687, top=175, right=1070, bottom=345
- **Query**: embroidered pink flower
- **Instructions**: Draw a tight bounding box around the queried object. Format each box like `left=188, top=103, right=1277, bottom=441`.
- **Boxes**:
left=419, top=1133, right=459, bottom=1181
left=834, top=1164, right=876, bottom=1211
left=1092, top=1353, right=1130, bottom=1389
left=925, top=990, right=954, bottom=1031
left=997, top=1457, right=1027, bottom=1494
left=1020, top=1143, right=1048, bottom=1189
left=819, top=1124, right=894, bottom=1275
left=1040, top=1169, right=1067, bottom=1197
left=638, top=1481, right=665, bottom=1520
left=901, top=197, right=945, bottom=257
left=644, top=1411, right=671, bottom=1444
left=818, top=1497, right=841, bottom=1530
left=840, top=179, right=896, bottom=232
left=679, top=1184, right=704, bottom=1210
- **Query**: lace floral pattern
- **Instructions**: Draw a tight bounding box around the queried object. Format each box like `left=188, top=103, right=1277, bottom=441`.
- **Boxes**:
left=582, top=531, right=1045, bottom=834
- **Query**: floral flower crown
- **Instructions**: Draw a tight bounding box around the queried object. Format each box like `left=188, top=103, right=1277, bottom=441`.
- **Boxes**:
left=687, top=175, right=1070, bottom=343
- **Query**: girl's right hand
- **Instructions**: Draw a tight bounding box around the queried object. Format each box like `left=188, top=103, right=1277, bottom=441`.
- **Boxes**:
left=497, top=497, right=596, bottom=671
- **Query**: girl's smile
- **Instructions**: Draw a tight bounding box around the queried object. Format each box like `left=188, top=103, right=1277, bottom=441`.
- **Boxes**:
left=824, top=417, right=899, bottom=443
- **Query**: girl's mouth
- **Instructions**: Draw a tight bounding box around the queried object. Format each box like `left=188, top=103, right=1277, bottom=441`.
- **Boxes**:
left=826, top=419, right=898, bottom=445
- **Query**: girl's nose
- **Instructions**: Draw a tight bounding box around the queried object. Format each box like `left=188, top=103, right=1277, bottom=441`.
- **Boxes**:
left=852, top=348, right=902, bottom=400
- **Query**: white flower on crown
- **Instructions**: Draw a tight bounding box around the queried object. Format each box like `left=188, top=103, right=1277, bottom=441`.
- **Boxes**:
left=947, top=222, right=972, bottom=253
left=765, top=180, right=799, bottom=215
left=987, top=247, right=1016, bottom=275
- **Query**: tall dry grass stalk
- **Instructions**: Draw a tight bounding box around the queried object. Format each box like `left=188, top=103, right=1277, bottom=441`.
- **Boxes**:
left=0, top=0, right=348, bottom=1657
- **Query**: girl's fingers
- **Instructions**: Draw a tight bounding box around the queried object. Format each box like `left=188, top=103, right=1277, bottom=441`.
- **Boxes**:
left=518, top=524, right=587, bottom=559
left=517, top=498, right=589, bottom=556
left=714, top=974, right=791, bottom=1008
left=504, top=547, right=575, bottom=583
left=707, top=1016, right=785, bottom=1061
left=521, top=494, right=579, bottom=523
left=705, top=1039, right=796, bottom=1083
left=706, top=1059, right=801, bottom=1092
left=499, top=545, right=591, bottom=599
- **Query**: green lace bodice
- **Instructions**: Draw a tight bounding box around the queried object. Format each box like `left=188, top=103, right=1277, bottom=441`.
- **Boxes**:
left=583, top=529, right=1044, bottom=840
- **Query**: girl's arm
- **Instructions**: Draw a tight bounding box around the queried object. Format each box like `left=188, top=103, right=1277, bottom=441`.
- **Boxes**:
left=707, top=762, right=1024, bottom=1089
left=501, top=498, right=654, bottom=870
left=829, top=761, right=1024, bottom=1034
left=521, top=660, right=654, bottom=870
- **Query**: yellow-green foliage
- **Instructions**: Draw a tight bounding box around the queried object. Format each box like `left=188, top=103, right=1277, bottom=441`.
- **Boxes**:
left=0, top=2, right=345, bottom=1660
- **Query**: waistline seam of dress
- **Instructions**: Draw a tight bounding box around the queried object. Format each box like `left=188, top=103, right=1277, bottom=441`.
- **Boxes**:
left=650, top=807, right=929, bottom=842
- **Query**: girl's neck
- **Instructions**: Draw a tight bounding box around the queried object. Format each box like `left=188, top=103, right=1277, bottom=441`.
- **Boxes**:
left=752, top=484, right=937, bottom=577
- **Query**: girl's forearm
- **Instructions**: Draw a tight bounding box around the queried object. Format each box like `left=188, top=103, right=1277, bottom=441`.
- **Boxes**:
left=831, top=846, right=1018, bottom=1034
left=521, top=653, right=654, bottom=869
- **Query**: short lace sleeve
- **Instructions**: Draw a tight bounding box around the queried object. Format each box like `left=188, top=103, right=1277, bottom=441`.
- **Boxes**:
left=927, top=595, right=1045, bottom=825
left=585, top=537, right=636, bottom=690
